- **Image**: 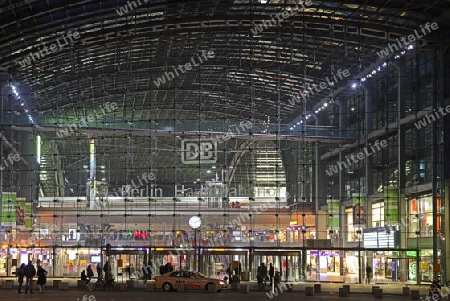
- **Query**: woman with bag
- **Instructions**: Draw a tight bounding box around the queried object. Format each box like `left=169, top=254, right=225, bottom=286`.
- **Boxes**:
left=36, top=265, right=48, bottom=293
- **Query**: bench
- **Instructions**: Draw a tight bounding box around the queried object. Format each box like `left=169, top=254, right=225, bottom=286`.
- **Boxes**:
left=58, top=282, right=69, bottom=290
left=1, top=281, right=12, bottom=289
left=305, top=286, right=314, bottom=296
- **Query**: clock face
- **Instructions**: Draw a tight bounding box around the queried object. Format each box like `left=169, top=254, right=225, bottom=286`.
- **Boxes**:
left=189, top=216, right=201, bottom=229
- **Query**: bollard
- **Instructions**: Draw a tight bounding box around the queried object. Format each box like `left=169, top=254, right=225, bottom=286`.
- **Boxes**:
left=77, top=280, right=85, bottom=288
left=87, top=282, right=96, bottom=291
left=305, top=286, right=314, bottom=296
left=374, top=288, right=383, bottom=298
left=411, top=290, right=419, bottom=300
left=240, top=284, right=249, bottom=293
left=339, top=287, right=348, bottom=297
left=126, top=280, right=135, bottom=288
left=343, top=285, right=350, bottom=294
left=314, top=283, right=321, bottom=294
left=53, top=280, right=61, bottom=289
left=403, top=287, right=410, bottom=296
left=372, top=286, right=380, bottom=295
left=117, top=283, right=127, bottom=291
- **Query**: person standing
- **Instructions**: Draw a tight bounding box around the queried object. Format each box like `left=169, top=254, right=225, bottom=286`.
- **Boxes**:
left=269, top=263, right=275, bottom=286
left=97, top=263, right=103, bottom=280
left=142, top=265, right=148, bottom=283
left=366, top=265, right=373, bottom=284
left=17, top=263, right=25, bottom=294
left=24, top=261, right=36, bottom=294
left=86, top=264, right=94, bottom=281
left=36, top=265, right=47, bottom=293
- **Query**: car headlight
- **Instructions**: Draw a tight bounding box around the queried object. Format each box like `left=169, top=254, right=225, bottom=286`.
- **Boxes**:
left=220, top=280, right=226, bottom=285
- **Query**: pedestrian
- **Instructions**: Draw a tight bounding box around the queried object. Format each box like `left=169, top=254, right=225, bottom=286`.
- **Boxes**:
left=142, top=265, right=148, bottom=283
left=36, top=265, right=47, bottom=293
left=103, top=261, right=112, bottom=279
left=24, top=261, right=36, bottom=294
left=86, top=264, right=94, bottom=281
left=257, top=263, right=268, bottom=286
left=366, top=265, right=373, bottom=284
left=97, top=263, right=103, bottom=280
left=126, top=265, right=131, bottom=279
left=269, top=263, right=274, bottom=286
left=17, top=263, right=25, bottom=294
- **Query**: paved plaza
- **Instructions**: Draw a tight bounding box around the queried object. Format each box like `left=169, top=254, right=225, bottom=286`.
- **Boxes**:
left=0, top=279, right=446, bottom=301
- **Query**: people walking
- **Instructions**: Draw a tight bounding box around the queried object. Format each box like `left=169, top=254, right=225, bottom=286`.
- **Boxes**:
left=86, top=265, right=94, bottom=281
left=24, top=261, right=36, bottom=294
left=17, top=263, right=25, bottom=294
left=36, top=265, right=47, bottom=293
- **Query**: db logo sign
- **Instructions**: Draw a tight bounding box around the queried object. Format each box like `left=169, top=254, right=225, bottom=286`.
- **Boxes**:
left=181, top=139, right=217, bottom=164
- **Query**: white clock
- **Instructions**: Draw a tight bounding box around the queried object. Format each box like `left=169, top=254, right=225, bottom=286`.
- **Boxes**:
left=189, top=216, right=202, bottom=229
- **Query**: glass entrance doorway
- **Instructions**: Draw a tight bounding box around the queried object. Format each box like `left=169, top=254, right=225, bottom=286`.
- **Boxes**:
left=108, top=250, right=146, bottom=281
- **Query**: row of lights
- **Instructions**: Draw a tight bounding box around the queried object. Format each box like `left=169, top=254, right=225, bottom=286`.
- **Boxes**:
left=290, top=43, right=415, bottom=130
left=11, top=84, right=35, bottom=124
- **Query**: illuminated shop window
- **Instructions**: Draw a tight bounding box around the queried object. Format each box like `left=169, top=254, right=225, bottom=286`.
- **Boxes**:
left=371, top=202, right=384, bottom=228
left=406, top=196, right=441, bottom=238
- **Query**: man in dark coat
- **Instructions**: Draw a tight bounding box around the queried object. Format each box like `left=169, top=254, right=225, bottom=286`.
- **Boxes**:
left=24, top=261, right=36, bottom=294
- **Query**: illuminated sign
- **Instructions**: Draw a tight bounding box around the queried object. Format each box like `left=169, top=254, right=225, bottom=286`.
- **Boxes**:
left=181, top=139, right=217, bottom=164
left=363, top=227, right=399, bottom=248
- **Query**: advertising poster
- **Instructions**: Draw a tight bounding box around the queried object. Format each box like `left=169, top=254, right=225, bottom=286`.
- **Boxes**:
left=327, top=199, right=340, bottom=230
left=352, top=194, right=366, bottom=227
left=1, top=192, right=17, bottom=226
left=384, top=186, right=399, bottom=224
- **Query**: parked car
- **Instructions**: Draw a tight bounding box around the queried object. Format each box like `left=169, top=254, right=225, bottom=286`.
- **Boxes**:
left=154, top=270, right=227, bottom=292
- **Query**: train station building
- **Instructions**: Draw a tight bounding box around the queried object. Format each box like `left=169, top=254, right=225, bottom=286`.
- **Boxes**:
left=0, top=0, right=449, bottom=286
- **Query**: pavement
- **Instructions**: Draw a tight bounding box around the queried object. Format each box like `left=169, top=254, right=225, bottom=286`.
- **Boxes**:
left=0, top=277, right=448, bottom=301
